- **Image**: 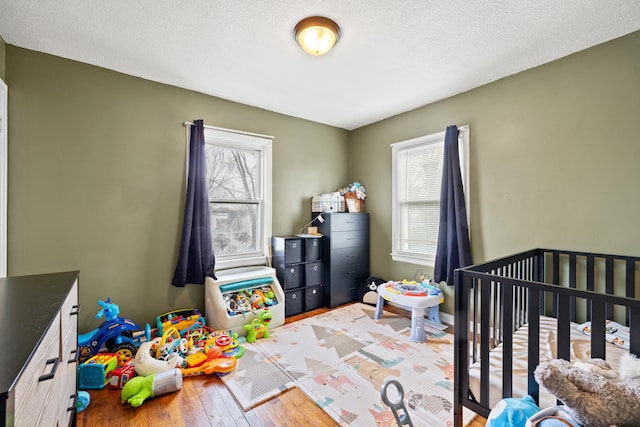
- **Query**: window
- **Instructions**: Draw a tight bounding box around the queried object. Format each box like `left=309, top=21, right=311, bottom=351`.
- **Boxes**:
left=390, top=126, right=469, bottom=266
left=202, top=127, right=272, bottom=270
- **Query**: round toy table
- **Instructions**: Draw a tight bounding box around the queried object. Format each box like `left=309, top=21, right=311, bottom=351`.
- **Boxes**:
left=373, top=282, right=442, bottom=342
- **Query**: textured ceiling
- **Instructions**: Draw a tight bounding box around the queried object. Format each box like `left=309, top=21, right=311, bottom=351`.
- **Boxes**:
left=1, top=0, right=639, bottom=130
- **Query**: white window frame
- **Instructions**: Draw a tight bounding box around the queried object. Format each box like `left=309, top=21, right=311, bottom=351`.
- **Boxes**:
left=192, top=125, right=273, bottom=271
left=0, top=79, right=7, bottom=278
left=390, top=125, right=470, bottom=266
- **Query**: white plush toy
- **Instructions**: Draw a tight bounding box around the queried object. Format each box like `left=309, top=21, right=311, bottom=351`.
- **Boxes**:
left=534, top=353, right=640, bottom=427
left=134, top=340, right=183, bottom=377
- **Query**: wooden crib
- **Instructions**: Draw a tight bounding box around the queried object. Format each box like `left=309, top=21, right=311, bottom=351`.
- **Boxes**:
left=453, top=248, right=640, bottom=426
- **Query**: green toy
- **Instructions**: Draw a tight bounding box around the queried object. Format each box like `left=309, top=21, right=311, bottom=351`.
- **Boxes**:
left=121, top=368, right=182, bottom=407
left=243, top=309, right=273, bottom=343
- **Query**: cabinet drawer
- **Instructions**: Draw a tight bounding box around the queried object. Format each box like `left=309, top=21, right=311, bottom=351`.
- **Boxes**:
left=330, top=230, right=368, bottom=249
left=304, top=237, right=323, bottom=261
left=305, top=261, right=324, bottom=286
left=331, top=247, right=368, bottom=268
left=55, top=358, right=78, bottom=426
left=326, top=214, right=368, bottom=232
left=331, top=266, right=367, bottom=294
left=285, top=290, right=304, bottom=316
left=61, top=280, right=79, bottom=363
left=14, top=312, right=61, bottom=427
left=280, top=264, right=304, bottom=290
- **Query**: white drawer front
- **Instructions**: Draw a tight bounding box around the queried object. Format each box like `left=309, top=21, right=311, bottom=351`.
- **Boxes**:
left=60, top=279, right=79, bottom=361
left=14, top=312, right=61, bottom=427
left=54, top=358, right=78, bottom=427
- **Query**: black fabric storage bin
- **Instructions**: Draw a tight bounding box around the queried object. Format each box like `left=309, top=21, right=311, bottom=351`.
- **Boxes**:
left=305, top=237, right=323, bottom=261
left=305, top=261, right=324, bottom=286
left=285, top=290, right=304, bottom=316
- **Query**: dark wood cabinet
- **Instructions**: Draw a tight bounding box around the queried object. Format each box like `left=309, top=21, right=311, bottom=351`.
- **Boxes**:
left=271, top=236, right=325, bottom=317
left=313, top=213, right=370, bottom=308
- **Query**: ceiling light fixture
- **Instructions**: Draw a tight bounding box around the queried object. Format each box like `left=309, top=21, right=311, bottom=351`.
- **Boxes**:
left=294, top=16, right=341, bottom=56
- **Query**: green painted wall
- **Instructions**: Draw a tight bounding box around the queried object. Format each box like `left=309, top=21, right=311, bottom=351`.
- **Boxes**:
left=5, top=46, right=349, bottom=330
left=350, top=31, right=640, bottom=316
left=5, top=30, right=640, bottom=328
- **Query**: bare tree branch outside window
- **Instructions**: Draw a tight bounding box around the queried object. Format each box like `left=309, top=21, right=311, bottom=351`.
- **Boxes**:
left=205, top=145, right=260, bottom=257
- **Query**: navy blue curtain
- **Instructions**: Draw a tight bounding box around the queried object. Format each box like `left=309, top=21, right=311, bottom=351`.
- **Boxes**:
left=434, top=125, right=472, bottom=285
left=172, top=120, right=216, bottom=286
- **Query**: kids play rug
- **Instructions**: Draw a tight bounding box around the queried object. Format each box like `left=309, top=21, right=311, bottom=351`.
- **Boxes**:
left=220, top=302, right=474, bottom=426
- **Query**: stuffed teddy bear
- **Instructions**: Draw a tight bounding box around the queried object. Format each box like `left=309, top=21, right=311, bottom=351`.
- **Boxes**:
left=534, top=353, right=640, bottom=427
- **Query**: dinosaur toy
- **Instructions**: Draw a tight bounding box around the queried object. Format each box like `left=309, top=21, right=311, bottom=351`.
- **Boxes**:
left=243, top=309, right=272, bottom=343
left=120, top=368, right=182, bottom=407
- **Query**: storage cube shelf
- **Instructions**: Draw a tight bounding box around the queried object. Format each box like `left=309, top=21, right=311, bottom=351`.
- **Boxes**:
left=272, top=236, right=325, bottom=316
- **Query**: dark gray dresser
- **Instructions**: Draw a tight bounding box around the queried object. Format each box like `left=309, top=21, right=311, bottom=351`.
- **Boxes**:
left=313, top=213, right=369, bottom=308
left=271, top=236, right=324, bottom=316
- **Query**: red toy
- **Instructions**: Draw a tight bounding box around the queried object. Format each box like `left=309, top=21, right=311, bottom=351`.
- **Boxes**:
left=108, top=362, right=137, bottom=389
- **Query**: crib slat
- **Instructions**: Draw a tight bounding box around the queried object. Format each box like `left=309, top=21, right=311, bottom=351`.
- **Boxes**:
left=631, top=307, right=640, bottom=356
left=527, top=287, right=540, bottom=404
left=453, top=269, right=471, bottom=427
left=552, top=252, right=560, bottom=317
left=626, top=260, right=635, bottom=325
left=557, top=293, right=571, bottom=361
left=569, top=254, right=577, bottom=322
left=586, top=255, right=595, bottom=321
left=480, top=279, right=491, bottom=408
left=606, top=258, right=614, bottom=319
left=591, top=301, right=606, bottom=359
left=502, top=283, right=513, bottom=398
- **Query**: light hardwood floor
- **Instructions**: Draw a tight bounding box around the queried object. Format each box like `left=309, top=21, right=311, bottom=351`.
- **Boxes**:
left=76, top=305, right=486, bottom=427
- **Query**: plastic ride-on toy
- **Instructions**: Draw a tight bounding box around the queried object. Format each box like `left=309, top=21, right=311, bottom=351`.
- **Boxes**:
left=78, top=298, right=151, bottom=363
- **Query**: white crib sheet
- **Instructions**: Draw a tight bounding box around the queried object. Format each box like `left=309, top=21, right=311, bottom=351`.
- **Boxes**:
left=467, top=315, right=627, bottom=409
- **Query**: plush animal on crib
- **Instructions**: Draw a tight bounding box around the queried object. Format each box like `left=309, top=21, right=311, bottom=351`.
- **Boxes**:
left=534, top=353, right=640, bottom=427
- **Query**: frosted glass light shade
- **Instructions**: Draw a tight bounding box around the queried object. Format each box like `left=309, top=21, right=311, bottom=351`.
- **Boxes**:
left=294, top=16, right=341, bottom=56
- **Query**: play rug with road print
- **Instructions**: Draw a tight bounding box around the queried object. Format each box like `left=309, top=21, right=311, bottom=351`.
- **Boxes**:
left=220, top=303, right=474, bottom=426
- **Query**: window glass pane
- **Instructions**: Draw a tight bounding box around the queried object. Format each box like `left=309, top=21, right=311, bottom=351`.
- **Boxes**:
left=205, top=144, right=261, bottom=259
left=206, top=145, right=259, bottom=201
left=399, top=201, right=440, bottom=255
left=210, top=202, right=259, bottom=256
left=391, top=126, right=468, bottom=265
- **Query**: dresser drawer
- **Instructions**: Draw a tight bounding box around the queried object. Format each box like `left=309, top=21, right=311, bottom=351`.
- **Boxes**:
left=331, top=248, right=368, bottom=268
left=14, top=312, right=61, bottom=427
left=55, top=357, right=78, bottom=426
left=61, top=280, right=79, bottom=364
left=330, top=230, right=368, bottom=249
left=325, top=213, right=368, bottom=232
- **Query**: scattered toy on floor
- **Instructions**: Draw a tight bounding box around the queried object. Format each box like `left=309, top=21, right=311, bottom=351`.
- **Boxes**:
left=243, top=309, right=272, bottom=343
left=121, top=368, right=182, bottom=408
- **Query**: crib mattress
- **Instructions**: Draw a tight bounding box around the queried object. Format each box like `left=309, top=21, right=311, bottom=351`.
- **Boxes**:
left=467, top=315, right=626, bottom=409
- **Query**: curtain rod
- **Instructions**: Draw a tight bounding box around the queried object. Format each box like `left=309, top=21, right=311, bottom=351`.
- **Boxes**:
left=182, top=121, right=274, bottom=139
